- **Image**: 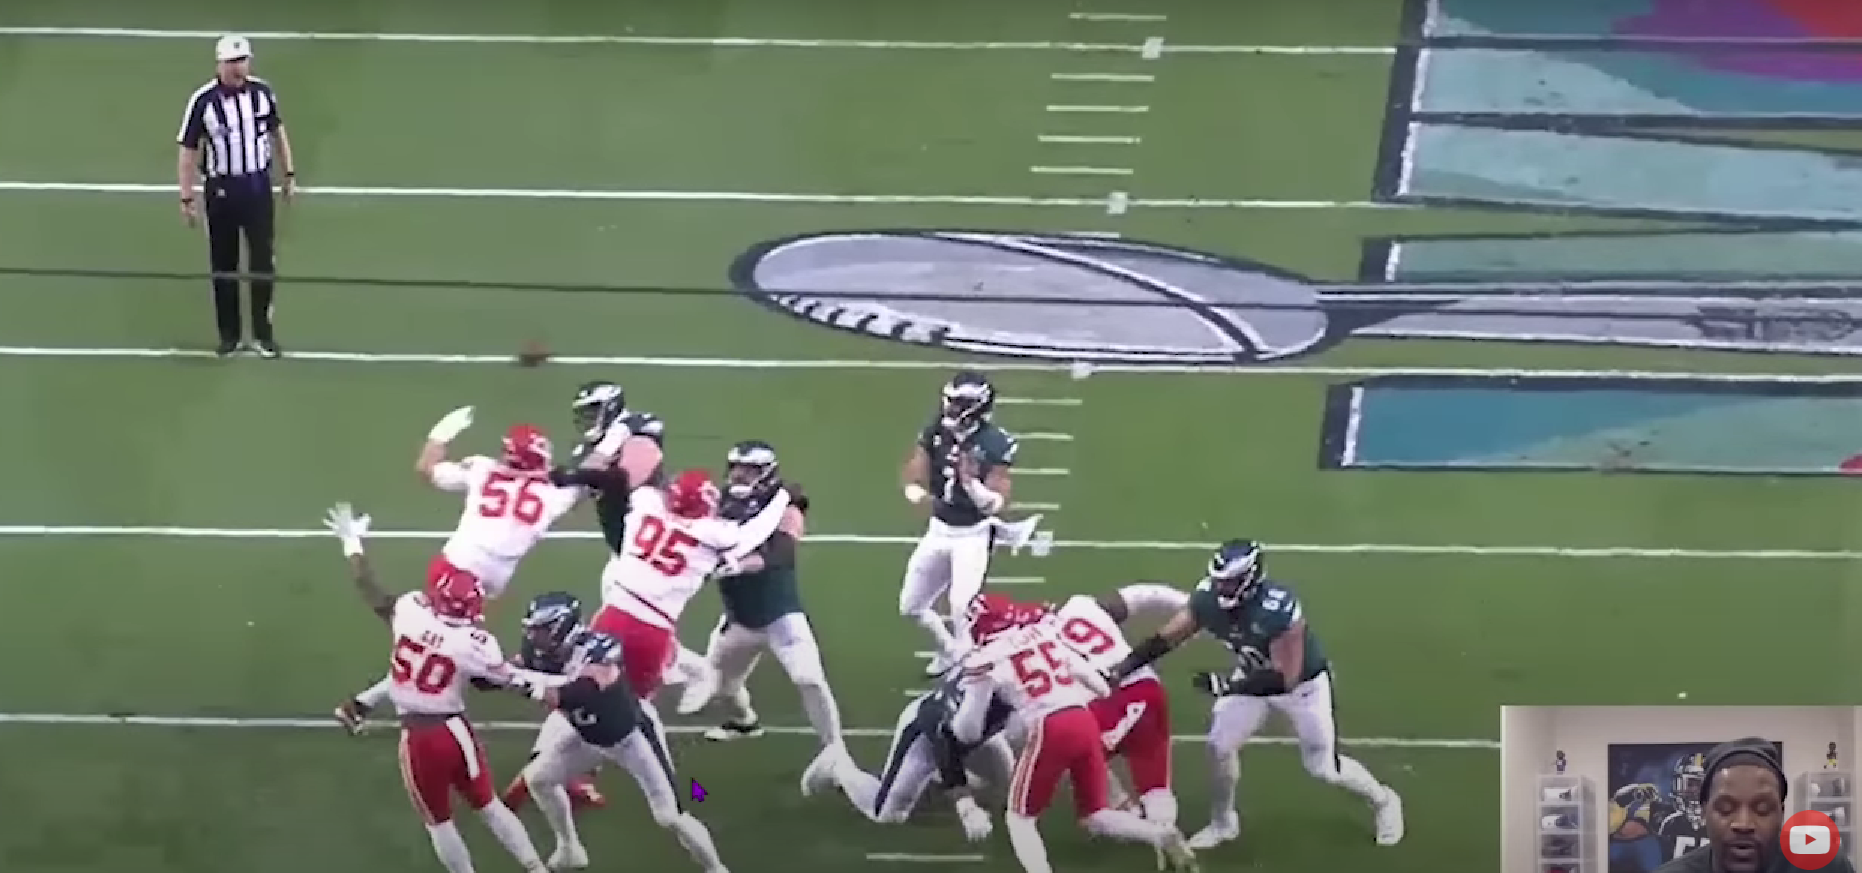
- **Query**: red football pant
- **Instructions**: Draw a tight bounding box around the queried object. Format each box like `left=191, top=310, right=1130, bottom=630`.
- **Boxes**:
left=399, top=717, right=496, bottom=825
left=1091, top=677, right=1172, bottom=794
left=588, top=605, right=674, bottom=697
left=1009, top=706, right=1110, bottom=819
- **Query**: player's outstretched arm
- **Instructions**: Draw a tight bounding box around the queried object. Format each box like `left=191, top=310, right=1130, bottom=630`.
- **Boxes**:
left=417, top=406, right=474, bottom=486
left=324, top=503, right=393, bottom=622
left=1110, top=607, right=1201, bottom=680
left=901, top=443, right=931, bottom=505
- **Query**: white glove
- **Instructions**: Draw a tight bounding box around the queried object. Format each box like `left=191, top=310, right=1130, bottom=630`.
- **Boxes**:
left=426, top=406, right=475, bottom=443
left=713, top=552, right=743, bottom=579
left=954, top=797, right=992, bottom=842
left=903, top=484, right=929, bottom=504
left=324, top=503, right=372, bottom=557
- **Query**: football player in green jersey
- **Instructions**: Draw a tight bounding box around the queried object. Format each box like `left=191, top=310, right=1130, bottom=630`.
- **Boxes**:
left=898, top=371, right=1035, bottom=676
left=676, top=441, right=850, bottom=782
left=1111, top=539, right=1405, bottom=850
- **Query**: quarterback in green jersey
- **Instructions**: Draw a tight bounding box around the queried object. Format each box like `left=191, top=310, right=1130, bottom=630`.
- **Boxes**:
left=1112, top=539, right=1405, bottom=851
left=897, top=370, right=1038, bottom=676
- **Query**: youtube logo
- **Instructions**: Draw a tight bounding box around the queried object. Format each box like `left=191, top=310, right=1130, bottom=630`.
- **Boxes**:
left=1784, top=810, right=1842, bottom=869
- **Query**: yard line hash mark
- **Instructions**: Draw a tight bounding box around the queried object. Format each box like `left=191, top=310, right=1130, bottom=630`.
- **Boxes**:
left=11, top=345, right=1862, bottom=384
left=867, top=854, right=987, bottom=863
left=0, top=181, right=1388, bottom=209
left=1029, top=165, right=1133, bottom=176
left=1019, top=432, right=1075, bottom=441
left=0, top=27, right=1394, bottom=55
left=1050, top=72, right=1155, bottom=83
left=1038, top=134, right=1141, bottom=144
left=0, top=712, right=1498, bottom=749
left=986, top=576, right=1046, bottom=585
left=0, top=525, right=1853, bottom=560
left=1016, top=467, right=1071, bottom=476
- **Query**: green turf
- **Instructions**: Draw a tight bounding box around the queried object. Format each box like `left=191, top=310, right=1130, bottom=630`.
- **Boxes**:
left=2, top=1, right=1860, bottom=872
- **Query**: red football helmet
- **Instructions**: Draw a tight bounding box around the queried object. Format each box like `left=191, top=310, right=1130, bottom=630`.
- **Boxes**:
left=665, top=469, right=721, bottom=520
left=426, top=568, right=486, bottom=625
left=501, top=424, right=553, bottom=473
left=967, top=592, right=1029, bottom=642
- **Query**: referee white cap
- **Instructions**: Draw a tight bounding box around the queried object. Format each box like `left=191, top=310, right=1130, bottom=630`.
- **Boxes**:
left=214, top=34, right=252, bottom=61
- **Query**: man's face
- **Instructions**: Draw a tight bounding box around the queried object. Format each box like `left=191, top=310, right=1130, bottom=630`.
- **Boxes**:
left=217, top=57, right=250, bottom=82
left=1705, top=764, right=1783, bottom=873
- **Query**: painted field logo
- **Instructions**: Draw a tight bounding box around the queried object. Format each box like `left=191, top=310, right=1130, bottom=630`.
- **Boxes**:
left=729, top=230, right=1331, bottom=365
left=1784, top=809, right=1841, bottom=870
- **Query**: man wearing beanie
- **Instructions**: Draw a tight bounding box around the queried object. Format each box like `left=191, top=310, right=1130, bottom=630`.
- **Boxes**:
left=1656, top=738, right=1856, bottom=873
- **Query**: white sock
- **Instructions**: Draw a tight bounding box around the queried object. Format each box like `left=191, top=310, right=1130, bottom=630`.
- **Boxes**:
left=913, top=610, right=958, bottom=656
left=1140, top=789, right=1179, bottom=829
left=475, top=800, right=545, bottom=868
left=424, top=820, right=476, bottom=873
left=669, top=645, right=707, bottom=684
left=835, top=764, right=883, bottom=821
left=529, top=774, right=582, bottom=851
left=718, top=687, right=755, bottom=724
left=666, top=811, right=727, bottom=870
left=796, top=681, right=844, bottom=747
left=1209, top=746, right=1241, bottom=821
left=1084, top=808, right=1170, bottom=845
left=355, top=675, right=392, bottom=709
left=1332, top=755, right=1388, bottom=802
left=1004, top=813, right=1053, bottom=873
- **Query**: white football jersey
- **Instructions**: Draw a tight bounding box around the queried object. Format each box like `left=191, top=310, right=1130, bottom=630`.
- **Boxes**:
left=430, top=456, right=580, bottom=590
left=386, top=592, right=509, bottom=716
left=599, top=486, right=743, bottom=629
left=962, top=622, right=1102, bottom=721
left=1052, top=594, right=1158, bottom=686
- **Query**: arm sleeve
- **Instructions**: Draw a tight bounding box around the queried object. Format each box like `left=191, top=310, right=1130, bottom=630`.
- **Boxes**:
left=265, top=83, right=283, bottom=123
left=1116, top=583, right=1190, bottom=622
left=176, top=93, right=205, bottom=147
left=948, top=678, right=994, bottom=745
left=722, top=488, right=791, bottom=558
left=428, top=458, right=477, bottom=492
left=757, top=532, right=797, bottom=569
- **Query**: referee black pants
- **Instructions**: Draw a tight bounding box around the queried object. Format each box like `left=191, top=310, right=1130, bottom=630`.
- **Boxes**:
left=205, top=174, right=276, bottom=345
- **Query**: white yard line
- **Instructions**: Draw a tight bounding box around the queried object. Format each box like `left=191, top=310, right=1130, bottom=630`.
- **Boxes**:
left=997, top=397, right=1086, bottom=406
left=0, top=712, right=1501, bottom=749
left=0, top=26, right=1397, bottom=55
left=0, top=525, right=1852, bottom=560
left=1069, top=12, right=1170, bottom=22
left=1038, top=134, right=1141, bottom=144
left=7, top=345, right=1861, bottom=384
left=867, top=854, right=986, bottom=863
left=1019, top=432, right=1075, bottom=441
left=1029, top=165, right=1133, bottom=176
left=1050, top=72, right=1155, bottom=83
left=1044, top=104, right=1150, bottom=114
left=1017, top=501, right=1064, bottom=511
left=0, top=180, right=1390, bottom=209
left=987, top=576, right=1046, bottom=585
left=1017, top=467, right=1071, bottom=476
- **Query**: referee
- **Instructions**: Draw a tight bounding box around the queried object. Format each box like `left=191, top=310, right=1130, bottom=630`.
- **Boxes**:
left=176, top=34, right=297, bottom=358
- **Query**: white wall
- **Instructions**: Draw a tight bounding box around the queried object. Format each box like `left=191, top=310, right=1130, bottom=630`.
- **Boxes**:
left=1501, top=706, right=1860, bottom=873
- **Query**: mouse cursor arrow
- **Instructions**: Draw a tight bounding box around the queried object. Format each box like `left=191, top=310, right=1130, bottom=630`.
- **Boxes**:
left=690, top=779, right=707, bottom=802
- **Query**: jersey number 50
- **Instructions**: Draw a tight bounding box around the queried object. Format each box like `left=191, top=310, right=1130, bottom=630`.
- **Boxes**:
left=631, top=515, right=700, bottom=577
left=478, top=471, right=546, bottom=524
left=392, top=635, right=459, bottom=694
left=1009, top=640, right=1076, bottom=698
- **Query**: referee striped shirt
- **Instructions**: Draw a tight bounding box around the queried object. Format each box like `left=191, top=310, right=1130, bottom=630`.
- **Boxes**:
left=176, top=78, right=283, bottom=179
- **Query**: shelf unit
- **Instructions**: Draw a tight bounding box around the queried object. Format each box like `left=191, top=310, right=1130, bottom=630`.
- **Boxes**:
left=1536, top=774, right=1594, bottom=873
left=1800, top=770, right=1854, bottom=862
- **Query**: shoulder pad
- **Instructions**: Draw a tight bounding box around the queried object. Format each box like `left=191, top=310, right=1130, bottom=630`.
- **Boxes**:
left=1193, top=578, right=1213, bottom=593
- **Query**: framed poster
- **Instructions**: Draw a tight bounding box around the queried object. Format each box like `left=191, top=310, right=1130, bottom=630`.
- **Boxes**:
left=1606, top=741, right=1783, bottom=873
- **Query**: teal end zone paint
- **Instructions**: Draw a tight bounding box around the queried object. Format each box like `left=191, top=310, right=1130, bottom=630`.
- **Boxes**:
left=1325, top=376, right=1862, bottom=476
left=1387, top=231, right=1862, bottom=282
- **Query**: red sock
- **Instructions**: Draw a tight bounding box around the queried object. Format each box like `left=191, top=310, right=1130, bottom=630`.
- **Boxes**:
left=569, top=776, right=605, bottom=809
left=501, top=776, right=531, bottom=811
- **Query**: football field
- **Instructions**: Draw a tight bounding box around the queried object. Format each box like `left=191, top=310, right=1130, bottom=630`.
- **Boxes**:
left=3, top=1, right=1862, bottom=871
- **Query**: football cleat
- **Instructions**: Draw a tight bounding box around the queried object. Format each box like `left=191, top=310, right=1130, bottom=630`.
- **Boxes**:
left=1187, top=812, right=1240, bottom=850
left=704, top=720, right=765, bottom=742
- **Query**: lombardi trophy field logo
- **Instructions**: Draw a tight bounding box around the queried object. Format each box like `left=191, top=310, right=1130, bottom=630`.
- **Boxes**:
left=729, top=230, right=1862, bottom=366
left=1784, top=809, right=1841, bottom=870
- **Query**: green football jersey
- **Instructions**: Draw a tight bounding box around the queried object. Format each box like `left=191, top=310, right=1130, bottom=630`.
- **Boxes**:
left=919, top=420, right=1019, bottom=527
left=1188, top=578, right=1328, bottom=689
left=717, top=485, right=807, bottom=630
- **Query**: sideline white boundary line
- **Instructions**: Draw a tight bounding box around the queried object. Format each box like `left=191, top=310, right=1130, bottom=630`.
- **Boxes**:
left=3, top=345, right=1860, bottom=383
left=0, top=180, right=1385, bottom=209
left=0, top=26, right=1395, bottom=55
left=0, top=712, right=1497, bottom=749
left=0, top=525, right=1850, bottom=559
